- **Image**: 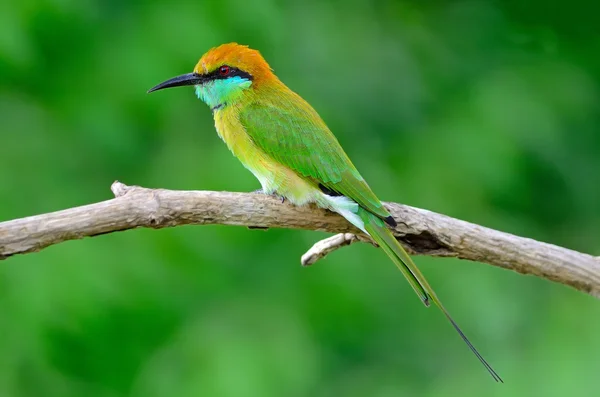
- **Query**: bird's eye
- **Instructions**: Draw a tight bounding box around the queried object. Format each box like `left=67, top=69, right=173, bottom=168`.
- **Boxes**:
left=219, top=66, right=231, bottom=76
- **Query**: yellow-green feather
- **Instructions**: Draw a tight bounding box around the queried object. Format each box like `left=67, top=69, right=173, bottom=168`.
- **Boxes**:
left=360, top=208, right=502, bottom=381
left=187, top=44, right=501, bottom=381
left=233, top=83, right=502, bottom=382
left=238, top=85, right=391, bottom=222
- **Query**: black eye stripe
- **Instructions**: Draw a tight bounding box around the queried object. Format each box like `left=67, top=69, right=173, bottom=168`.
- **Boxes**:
left=206, top=66, right=253, bottom=81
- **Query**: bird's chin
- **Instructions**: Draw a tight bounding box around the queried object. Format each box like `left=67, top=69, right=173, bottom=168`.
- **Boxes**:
left=195, top=84, right=206, bottom=101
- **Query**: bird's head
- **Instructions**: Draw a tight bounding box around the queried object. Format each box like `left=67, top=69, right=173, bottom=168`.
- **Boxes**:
left=148, top=43, right=274, bottom=110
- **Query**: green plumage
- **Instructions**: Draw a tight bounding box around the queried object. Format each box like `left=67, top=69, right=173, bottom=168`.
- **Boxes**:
left=238, top=86, right=501, bottom=381
left=360, top=209, right=430, bottom=305
left=239, top=88, right=391, bottom=222
left=148, top=42, right=502, bottom=382
left=239, top=88, right=436, bottom=308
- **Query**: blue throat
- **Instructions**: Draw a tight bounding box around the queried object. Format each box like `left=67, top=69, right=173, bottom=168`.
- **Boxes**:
left=195, top=77, right=252, bottom=111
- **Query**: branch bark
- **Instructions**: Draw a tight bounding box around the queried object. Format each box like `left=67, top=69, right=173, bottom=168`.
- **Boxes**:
left=1, top=181, right=599, bottom=297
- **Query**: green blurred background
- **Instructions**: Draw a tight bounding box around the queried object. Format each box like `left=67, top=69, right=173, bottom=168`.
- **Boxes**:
left=1, top=0, right=599, bottom=395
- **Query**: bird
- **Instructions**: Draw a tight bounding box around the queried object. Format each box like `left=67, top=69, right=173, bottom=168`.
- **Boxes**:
left=148, top=43, right=502, bottom=382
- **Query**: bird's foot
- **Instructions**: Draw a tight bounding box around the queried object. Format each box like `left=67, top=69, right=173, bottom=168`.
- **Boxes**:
left=247, top=189, right=284, bottom=230
left=251, top=189, right=285, bottom=203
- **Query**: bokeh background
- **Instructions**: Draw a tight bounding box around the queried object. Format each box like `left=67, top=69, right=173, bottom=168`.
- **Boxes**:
left=1, top=0, right=600, bottom=395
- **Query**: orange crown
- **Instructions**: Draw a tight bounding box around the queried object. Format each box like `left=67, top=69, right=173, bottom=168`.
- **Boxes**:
left=194, top=43, right=275, bottom=83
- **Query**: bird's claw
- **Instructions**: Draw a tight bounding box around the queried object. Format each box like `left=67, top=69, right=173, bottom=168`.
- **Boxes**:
left=251, top=189, right=285, bottom=203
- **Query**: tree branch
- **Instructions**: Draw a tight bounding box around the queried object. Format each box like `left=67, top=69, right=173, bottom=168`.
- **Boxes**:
left=301, top=233, right=363, bottom=266
left=1, top=181, right=599, bottom=297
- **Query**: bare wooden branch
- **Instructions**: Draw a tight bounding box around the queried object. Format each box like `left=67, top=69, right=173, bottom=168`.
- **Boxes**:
left=1, top=181, right=599, bottom=298
left=302, top=233, right=362, bottom=266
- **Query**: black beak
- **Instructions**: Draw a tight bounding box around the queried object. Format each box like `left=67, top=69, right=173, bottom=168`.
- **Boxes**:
left=147, top=72, right=204, bottom=93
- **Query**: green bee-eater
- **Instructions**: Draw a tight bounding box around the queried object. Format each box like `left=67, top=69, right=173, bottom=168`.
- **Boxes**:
left=149, top=43, right=502, bottom=381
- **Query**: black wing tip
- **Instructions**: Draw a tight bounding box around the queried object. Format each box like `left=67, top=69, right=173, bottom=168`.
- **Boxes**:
left=384, top=215, right=397, bottom=227
left=318, top=183, right=343, bottom=197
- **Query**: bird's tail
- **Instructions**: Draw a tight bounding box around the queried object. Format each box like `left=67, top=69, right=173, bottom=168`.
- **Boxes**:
left=355, top=208, right=503, bottom=382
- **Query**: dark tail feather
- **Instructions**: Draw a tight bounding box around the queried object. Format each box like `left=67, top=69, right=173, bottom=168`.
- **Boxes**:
left=444, top=313, right=503, bottom=382
left=359, top=208, right=503, bottom=382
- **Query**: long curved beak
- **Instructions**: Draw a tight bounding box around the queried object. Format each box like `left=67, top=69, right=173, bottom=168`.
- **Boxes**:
left=147, top=72, right=204, bottom=93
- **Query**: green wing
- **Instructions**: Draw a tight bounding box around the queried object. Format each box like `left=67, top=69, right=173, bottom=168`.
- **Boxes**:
left=239, top=90, right=391, bottom=221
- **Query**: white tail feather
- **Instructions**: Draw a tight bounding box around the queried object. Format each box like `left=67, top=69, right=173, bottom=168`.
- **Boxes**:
left=320, top=194, right=368, bottom=234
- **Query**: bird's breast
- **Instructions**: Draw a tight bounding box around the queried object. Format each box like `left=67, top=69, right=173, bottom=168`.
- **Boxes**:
left=213, top=107, right=256, bottom=162
left=212, top=107, right=318, bottom=205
